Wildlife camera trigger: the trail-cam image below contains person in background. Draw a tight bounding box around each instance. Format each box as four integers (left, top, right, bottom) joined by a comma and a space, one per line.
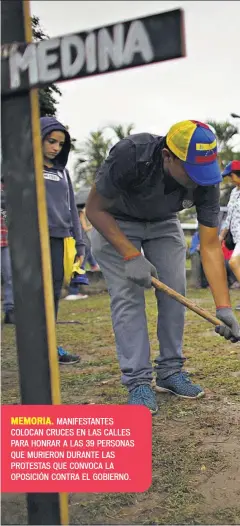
219, 161, 240, 310
190, 226, 236, 289
1, 179, 15, 324
189, 228, 208, 288
79, 206, 100, 271
64, 277, 88, 301
64, 205, 100, 300
41, 117, 85, 363
221, 240, 238, 288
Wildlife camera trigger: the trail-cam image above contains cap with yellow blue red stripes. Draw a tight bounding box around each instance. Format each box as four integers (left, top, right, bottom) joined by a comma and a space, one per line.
166, 120, 222, 186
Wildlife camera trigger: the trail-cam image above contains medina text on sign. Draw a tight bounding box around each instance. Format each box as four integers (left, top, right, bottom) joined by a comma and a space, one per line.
1, 9, 185, 96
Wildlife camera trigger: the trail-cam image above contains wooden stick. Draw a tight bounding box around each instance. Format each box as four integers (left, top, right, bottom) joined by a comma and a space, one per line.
151, 277, 224, 327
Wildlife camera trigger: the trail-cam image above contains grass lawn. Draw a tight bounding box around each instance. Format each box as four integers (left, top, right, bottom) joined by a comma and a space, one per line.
1, 287, 240, 525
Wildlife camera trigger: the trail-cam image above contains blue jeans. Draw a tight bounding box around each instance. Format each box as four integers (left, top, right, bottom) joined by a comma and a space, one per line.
68, 234, 96, 295
83, 248, 97, 268
68, 283, 79, 295
82, 232, 97, 269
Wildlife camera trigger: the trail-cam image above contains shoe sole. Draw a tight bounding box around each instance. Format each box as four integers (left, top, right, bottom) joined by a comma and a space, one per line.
150, 407, 158, 415
155, 384, 205, 399
59, 358, 81, 365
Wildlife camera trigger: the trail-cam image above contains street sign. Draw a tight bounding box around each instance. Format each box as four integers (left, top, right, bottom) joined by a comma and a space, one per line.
1, 8, 185, 96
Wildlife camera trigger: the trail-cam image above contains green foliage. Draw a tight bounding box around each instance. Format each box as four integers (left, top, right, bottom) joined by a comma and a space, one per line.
74, 130, 112, 188
32, 17, 77, 149
207, 119, 240, 205
32, 16, 61, 117
108, 123, 135, 140
74, 124, 134, 188
206, 119, 240, 169
207, 120, 238, 155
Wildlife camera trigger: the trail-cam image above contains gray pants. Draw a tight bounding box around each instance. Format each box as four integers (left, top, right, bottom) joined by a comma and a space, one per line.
91, 218, 186, 390
1, 246, 14, 313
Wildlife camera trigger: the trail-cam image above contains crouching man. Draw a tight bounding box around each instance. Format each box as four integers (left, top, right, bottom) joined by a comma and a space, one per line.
86, 121, 240, 414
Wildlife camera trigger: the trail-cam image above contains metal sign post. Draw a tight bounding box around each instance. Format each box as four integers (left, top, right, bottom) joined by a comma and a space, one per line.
1, 1, 185, 524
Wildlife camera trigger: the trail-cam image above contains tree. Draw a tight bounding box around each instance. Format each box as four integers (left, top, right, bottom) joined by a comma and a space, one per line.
207, 120, 238, 150
109, 123, 135, 141
207, 120, 240, 205
73, 123, 134, 188
207, 120, 239, 168
32, 16, 61, 117
74, 131, 112, 188
32, 18, 77, 149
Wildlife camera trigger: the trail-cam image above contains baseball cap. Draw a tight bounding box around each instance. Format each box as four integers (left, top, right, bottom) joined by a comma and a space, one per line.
166, 120, 222, 186
221, 160, 240, 177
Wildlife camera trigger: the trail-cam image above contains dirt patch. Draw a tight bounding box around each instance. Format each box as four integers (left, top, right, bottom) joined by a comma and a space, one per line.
197, 435, 240, 511
1, 494, 27, 526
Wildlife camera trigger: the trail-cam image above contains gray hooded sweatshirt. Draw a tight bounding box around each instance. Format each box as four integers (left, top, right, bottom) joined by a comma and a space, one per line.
40, 117, 85, 257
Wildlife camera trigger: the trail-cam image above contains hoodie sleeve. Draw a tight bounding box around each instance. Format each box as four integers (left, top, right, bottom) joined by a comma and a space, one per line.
66, 171, 85, 257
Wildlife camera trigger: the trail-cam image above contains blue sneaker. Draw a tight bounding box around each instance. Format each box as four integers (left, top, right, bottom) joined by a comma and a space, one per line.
155, 372, 204, 399
128, 384, 158, 414
58, 346, 80, 365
